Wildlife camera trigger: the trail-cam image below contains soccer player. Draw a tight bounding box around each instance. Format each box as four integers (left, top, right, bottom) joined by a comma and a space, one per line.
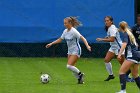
132, 14, 140, 50
125, 14, 140, 82
96, 16, 125, 81
116, 21, 140, 93
46, 16, 91, 84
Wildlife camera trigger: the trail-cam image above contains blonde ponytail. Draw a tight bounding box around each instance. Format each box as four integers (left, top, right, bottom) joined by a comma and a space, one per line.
119, 21, 138, 46
126, 28, 137, 46
65, 16, 82, 28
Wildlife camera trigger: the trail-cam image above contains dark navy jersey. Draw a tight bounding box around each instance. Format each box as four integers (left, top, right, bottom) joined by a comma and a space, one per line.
122, 32, 140, 63
122, 32, 138, 55
122, 32, 138, 50
131, 24, 140, 46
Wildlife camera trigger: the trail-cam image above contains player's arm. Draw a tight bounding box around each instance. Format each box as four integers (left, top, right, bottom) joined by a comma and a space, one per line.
96, 36, 115, 42
97, 27, 117, 42
117, 42, 127, 60
118, 42, 127, 55
46, 38, 63, 48
117, 32, 128, 59
80, 36, 91, 51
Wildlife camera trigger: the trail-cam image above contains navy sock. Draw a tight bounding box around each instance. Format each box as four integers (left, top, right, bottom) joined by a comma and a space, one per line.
135, 76, 140, 89
119, 74, 126, 90
126, 70, 131, 76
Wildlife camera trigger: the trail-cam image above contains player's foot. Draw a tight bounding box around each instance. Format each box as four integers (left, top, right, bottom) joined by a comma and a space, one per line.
126, 78, 135, 82
78, 73, 84, 84
104, 75, 115, 81
126, 75, 135, 82
116, 90, 126, 93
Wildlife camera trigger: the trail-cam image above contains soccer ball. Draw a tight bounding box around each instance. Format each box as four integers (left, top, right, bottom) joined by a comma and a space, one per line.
40, 74, 50, 84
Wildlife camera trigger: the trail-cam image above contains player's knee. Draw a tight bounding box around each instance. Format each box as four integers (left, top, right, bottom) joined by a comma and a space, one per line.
104, 58, 109, 63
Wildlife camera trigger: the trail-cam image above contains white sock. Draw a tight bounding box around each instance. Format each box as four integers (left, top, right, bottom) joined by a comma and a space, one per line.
105, 62, 113, 75
120, 90, 126, 92
122, 90, 126, 91
72, 72, 79, 79
67, 64, 80, 74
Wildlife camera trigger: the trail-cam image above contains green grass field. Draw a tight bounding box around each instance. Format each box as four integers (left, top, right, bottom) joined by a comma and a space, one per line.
0, 57, 139, 93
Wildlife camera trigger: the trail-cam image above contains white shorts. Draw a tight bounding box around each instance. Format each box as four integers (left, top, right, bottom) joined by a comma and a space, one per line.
67, 51, 81, 58
109, 47, 124, 55
67, 53, 81, 58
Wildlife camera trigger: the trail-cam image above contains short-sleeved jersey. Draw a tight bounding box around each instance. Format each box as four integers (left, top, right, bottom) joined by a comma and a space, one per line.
131, 24, 140, 46
61, 27, 82, 55
107, 25, 122, 49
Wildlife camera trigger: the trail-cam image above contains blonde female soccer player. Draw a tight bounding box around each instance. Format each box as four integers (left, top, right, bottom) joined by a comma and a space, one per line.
46, 16, 91, 84
116, 21, 140, 93
96, 16, 125, 81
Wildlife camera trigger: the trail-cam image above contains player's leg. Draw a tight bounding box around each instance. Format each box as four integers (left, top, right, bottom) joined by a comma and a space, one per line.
67, 55, 79, 78
117, 55, 133, 82
66, 55, 84, 84
117, 60, 133, 93
67, 55, 80, 73
131, 64, 140, 89
117, 51, 133, 82
104, 50, 115, 81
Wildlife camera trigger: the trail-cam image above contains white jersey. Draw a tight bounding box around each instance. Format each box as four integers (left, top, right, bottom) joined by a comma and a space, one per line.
107, 25, 122, 49
61, 27, 82, 56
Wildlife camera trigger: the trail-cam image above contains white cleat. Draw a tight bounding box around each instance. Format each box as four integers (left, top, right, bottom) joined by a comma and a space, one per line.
116, 90, 126, 93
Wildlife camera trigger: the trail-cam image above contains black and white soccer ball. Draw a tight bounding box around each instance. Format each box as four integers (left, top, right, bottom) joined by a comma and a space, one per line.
40, 74, 50, 84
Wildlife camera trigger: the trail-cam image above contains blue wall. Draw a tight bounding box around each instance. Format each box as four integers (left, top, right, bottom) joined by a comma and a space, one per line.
0, 0, 135, 43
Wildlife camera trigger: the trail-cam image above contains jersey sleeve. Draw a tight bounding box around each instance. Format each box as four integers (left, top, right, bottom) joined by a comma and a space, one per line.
60, 30, 65, 39
108, 27, 117, 37
122, 32, 129, 43
74, 29, 82, 39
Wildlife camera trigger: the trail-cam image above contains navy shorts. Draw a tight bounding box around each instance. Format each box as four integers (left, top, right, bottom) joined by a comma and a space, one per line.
127, 51, 140, 64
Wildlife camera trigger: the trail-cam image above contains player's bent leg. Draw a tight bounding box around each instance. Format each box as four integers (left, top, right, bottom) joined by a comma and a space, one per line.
67, 55, 84, 84
67, 55, 80, 74
104, 51, 115, 81
117, 60, 133, 93
131, 64, 139, 78
119, 60, 133, 74
132, 64, 140, 88
118, 55, 133, 82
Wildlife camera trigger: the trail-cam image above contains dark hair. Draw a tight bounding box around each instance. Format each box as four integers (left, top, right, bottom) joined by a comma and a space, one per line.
104, 16, 114, 31
65, 16, 82, 28
137, 14, 140, 17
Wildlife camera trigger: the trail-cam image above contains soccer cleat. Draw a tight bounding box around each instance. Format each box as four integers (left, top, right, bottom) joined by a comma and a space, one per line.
126, 78, 135, 82
78, 73, 84, 84
104, 75, 115, 81
116, 90, 126, 93
126, 75, 134, 82
130, 78, 135, 82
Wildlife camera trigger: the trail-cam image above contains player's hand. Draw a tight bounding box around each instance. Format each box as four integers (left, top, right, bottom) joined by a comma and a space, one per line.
87, 45, 91, 52
117, 54, 121, 60
96, 38, 103, 41
46, 43, 52, 48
